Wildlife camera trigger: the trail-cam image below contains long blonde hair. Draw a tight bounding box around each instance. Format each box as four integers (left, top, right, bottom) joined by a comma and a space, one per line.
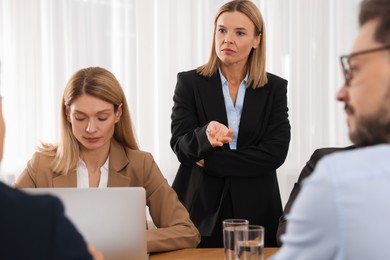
197, 0, 267, 88
39, 67, 139, 174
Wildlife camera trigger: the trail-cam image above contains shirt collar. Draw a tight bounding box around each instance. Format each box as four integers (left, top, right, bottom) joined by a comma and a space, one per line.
78, 156, 109, 172
218, 67, 249, 86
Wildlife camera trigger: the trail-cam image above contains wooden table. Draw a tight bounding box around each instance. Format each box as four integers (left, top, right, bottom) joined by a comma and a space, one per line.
150, 247, 279, 259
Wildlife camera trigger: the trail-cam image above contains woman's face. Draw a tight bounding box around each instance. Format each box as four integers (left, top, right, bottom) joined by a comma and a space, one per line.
215, 11, 260, 68
66, 94, 122, 153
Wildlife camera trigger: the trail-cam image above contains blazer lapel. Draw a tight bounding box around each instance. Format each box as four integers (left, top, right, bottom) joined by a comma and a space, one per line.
53, 170, 77, 187
107, 139, 132, 187
238, 84, 270, 146
197, 72, 228, 125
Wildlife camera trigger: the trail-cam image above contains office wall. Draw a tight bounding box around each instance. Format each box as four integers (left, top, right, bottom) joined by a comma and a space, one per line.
0, 0, 360, 205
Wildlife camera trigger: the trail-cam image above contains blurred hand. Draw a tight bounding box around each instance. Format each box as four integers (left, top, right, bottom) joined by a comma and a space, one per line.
206, 121, 233, 147
88, 244, 104, 260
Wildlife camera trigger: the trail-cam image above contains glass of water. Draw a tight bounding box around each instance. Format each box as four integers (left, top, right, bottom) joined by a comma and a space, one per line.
234, 225, 264, 260
223, 219, 249, 260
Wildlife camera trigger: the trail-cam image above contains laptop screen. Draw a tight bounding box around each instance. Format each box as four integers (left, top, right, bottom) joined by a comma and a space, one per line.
23, 187, 148, 260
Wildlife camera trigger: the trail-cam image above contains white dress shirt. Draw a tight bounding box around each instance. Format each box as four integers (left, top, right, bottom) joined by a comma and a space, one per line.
76, 158, 109, 188
272, 144, 390, 260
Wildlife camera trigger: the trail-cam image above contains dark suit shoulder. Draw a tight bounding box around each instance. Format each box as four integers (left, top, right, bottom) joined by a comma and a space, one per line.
177, 69, 213, 83
298, 145, 356, 182
178, 68, 197, 76
310, 145, 355, 165
251, 72, 287, 95
178, 69, 201, 79
1, 181, 62, 213
266, 72, 288, 85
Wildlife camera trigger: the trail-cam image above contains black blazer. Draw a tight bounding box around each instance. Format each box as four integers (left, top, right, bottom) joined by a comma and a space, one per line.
0, 182, 92, 260
276, 145, 356, 246
170, 69, 291, 247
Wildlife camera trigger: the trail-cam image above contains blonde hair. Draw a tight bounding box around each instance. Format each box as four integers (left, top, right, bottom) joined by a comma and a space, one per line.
39, 67, 139, 174
197, 0, 267, 88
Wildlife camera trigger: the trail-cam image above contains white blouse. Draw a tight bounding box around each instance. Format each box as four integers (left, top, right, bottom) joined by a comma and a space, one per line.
76, 157, 109, 188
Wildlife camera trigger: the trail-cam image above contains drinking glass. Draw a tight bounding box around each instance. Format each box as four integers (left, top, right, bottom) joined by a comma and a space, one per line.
234, 225, 264, 260
222, 219, 249, 260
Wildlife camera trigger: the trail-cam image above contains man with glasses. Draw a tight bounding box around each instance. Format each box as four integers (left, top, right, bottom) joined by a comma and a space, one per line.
271, 0, 390, 259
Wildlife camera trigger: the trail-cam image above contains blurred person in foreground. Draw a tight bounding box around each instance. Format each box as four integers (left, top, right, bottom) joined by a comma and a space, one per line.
271, 0, 390, 259
0, 97, 103, 259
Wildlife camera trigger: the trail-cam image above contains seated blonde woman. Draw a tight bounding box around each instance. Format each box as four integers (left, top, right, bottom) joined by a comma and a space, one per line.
14, 67, 200, 253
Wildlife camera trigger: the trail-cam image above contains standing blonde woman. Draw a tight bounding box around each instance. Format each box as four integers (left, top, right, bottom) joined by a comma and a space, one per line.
170, 0, 290, 247
15, 67, 200, 253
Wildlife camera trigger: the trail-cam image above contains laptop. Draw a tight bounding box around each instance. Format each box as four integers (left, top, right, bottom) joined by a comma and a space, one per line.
23, 187, 148, 260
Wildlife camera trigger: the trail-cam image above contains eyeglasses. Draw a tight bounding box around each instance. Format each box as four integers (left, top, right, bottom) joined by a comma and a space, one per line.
340, 45, 390, 85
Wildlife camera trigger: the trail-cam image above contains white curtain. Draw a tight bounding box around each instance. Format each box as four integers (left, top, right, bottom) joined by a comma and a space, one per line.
0, 0, 360, 205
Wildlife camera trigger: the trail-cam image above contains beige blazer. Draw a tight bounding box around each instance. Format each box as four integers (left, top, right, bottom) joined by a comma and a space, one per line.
14, 139, 200, 253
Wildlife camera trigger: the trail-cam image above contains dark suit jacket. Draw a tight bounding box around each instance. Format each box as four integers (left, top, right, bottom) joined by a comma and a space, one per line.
170, 69, 291, 247
276, 145, 356, 246
0, 181, 92, 260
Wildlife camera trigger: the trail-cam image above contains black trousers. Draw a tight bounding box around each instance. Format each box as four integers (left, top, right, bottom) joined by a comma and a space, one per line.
198, 192, 233, 248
